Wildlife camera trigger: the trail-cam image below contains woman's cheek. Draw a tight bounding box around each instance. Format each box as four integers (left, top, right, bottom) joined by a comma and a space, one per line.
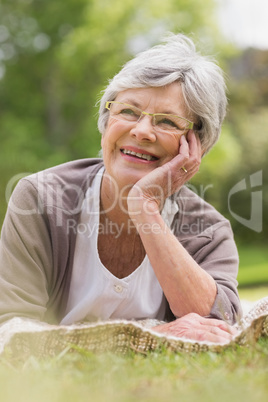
163, 136, 181, 158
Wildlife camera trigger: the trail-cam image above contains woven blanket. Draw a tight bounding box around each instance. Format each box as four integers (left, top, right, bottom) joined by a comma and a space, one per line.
0, 297, 267, 360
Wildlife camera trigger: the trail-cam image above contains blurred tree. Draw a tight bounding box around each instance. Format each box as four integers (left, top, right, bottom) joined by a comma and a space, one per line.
0, 0, 220, 161
0, 0, 220, 222
1, 0, 266, 246
0, 0, 92, 220
191, 47, 268, 245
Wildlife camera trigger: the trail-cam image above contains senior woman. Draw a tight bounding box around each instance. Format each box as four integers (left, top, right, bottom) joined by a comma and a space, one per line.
0, 34, 240, 343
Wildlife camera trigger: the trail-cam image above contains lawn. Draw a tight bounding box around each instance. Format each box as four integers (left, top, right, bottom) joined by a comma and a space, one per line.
0, 339, 268, 402
0, 245, 267, 402
238, 286, 268, 301
237, 245, 268, 288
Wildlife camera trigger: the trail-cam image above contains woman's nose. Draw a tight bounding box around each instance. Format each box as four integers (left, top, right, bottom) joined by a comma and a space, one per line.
129, 115, 157, 142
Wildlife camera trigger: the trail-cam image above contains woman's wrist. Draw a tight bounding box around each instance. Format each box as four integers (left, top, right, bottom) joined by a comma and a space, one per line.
127, 183, 162, 216
128, 200, 165, 236
127, 191, 161, 223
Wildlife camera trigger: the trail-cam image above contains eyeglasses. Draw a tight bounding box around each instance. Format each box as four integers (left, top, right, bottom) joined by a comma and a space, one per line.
105, 101, 194, 134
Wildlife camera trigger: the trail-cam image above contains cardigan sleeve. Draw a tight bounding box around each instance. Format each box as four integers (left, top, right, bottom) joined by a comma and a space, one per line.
0, 178, 52, 324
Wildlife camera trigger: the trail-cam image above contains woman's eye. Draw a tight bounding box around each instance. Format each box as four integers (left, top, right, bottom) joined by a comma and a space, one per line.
158, 118, 178, 128
120, 108, 136, 116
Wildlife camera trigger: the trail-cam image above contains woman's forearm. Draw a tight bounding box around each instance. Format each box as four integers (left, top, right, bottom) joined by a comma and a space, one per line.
132, 207, 217, 317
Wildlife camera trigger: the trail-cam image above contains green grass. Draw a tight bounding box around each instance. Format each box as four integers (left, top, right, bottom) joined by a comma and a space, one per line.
239, 286, 268, 301
0, 245, 267, 402
0, 340, 268, 402
237, 245, 268, 287
238, 263, 268, 287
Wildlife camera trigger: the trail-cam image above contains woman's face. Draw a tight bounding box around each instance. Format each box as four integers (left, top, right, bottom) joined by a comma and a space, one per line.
101, 83, 192, 189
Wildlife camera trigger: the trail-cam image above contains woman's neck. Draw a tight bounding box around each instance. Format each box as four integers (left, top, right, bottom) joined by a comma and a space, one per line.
100, 172, 136, 234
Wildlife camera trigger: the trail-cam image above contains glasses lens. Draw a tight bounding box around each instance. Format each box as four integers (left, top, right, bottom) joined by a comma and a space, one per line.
154, 114, 190, 132
107, 102, 193, 133
109, 102, 141, 122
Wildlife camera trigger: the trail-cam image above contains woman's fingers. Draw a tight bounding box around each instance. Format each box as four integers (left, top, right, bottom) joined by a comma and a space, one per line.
179, 133, 190, 158
187, 130, 202, 156
181, 130, 202, 170
199, 316, 238, 336
152, 313, 238, 344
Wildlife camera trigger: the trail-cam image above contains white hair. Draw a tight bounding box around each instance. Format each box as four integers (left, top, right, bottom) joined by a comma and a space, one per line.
97, 33, 227, 153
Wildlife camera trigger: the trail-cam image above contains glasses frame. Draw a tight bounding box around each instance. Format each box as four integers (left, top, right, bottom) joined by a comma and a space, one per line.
105, 101, 194, 131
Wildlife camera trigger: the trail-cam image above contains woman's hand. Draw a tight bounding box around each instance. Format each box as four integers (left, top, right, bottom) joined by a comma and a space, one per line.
127, 130, 202, 217
152, 313, 238, 344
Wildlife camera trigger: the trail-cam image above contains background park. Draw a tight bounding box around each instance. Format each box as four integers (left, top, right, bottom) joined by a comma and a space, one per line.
0, 0, 267, 401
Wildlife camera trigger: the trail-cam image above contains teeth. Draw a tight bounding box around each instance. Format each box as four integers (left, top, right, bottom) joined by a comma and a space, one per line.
121, 149, 155, 161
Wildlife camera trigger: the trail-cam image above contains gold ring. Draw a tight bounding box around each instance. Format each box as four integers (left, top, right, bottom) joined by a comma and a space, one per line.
181, 167, 188, 173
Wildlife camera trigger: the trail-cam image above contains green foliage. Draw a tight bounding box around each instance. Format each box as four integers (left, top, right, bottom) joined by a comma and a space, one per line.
0, 0, 267, 246
190, 124, 242, 211
0, 0, 220, 224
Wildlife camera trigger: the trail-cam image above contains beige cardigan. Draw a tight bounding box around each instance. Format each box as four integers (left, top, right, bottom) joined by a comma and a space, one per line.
0, 159, 241, 325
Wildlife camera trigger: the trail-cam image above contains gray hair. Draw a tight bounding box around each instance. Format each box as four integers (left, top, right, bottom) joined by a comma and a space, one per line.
98, 33, 227, 153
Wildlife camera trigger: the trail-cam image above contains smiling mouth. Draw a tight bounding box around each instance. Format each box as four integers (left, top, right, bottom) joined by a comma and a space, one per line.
120, 149, 158, 161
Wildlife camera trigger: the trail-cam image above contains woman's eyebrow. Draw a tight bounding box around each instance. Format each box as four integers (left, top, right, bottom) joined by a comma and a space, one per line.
118, 99, 181, 115
159, 109, 178, 115
118, 99, 141, 108
154, 108, 185, 116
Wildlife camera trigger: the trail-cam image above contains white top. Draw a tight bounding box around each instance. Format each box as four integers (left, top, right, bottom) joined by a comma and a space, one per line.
61, 168, 178, 325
